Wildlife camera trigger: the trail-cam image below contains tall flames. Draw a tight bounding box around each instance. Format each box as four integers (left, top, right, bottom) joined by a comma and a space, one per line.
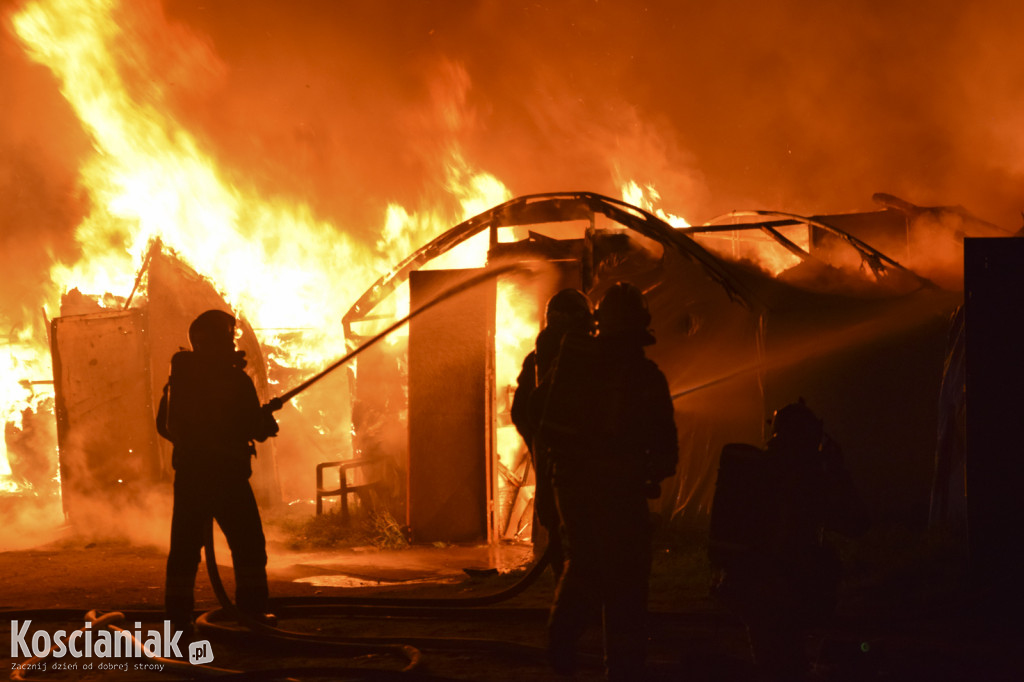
0, 0, 520, 491
1, 0, 697, 520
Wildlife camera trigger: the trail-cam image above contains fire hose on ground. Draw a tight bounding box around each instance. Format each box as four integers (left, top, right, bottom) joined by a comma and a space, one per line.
191, 525, 557, 678
6, 536, 555, 681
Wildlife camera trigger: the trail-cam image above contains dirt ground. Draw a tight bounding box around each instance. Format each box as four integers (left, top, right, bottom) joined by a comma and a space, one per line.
2, 523, 1023, 681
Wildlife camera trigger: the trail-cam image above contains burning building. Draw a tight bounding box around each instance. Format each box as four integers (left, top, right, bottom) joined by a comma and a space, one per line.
11, 185, 992, 549
341, 191, 995, 543
2, 0, 1022, 558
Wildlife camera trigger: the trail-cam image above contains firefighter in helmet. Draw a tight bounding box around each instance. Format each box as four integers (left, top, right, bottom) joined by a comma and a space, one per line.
157, 309, 282, 637
709, 399, 869, 680
511, 288, 595, 580
542, 281, 678, 680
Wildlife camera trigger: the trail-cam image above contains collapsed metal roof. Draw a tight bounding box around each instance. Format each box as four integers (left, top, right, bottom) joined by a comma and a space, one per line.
343, 191, 973, 539
343, 190, 958, 334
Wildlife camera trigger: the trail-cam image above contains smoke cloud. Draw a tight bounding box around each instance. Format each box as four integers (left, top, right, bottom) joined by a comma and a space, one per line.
3, 0, 1023, 330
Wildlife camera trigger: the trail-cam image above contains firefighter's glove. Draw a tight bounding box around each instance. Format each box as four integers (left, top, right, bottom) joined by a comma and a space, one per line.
258, 403, 281, 440
643, 482, 661, 499
265, 397, 284, 412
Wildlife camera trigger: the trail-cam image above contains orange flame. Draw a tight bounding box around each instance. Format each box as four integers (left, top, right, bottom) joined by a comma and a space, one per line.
1, 329, 53, 490
621, 180, 691, 228
10, 0, 512, 361
4, 0, 518, 485
494, 278, 541, 533
13, 0, 385, 346
621, 179, 808, 276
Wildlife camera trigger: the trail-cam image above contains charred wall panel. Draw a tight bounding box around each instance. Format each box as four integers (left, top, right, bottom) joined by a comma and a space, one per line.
964, 237, 1024, 611
408, 269, 494, 543
51, 309, 158, 517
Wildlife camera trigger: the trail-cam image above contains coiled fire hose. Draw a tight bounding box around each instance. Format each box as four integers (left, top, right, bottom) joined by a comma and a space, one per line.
196, 523, 423, 675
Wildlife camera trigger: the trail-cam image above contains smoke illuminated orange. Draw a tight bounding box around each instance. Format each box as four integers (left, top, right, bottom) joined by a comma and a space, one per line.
2, 0, 514, 486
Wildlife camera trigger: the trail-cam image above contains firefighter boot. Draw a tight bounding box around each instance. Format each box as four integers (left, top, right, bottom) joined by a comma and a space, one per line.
165, 571, 196, 641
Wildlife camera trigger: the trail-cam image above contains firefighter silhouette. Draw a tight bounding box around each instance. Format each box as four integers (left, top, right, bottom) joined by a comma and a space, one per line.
709, 399, 869, 680
156, 309, 282, 636
511, 288, 595, 580
537, 282, 678, 680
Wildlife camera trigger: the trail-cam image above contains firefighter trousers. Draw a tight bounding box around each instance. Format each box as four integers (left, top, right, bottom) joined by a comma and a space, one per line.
165, 473, 268, 627
549, 480, 652, 680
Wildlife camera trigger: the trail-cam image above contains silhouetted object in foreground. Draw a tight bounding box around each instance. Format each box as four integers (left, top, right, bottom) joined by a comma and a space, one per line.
156, 309, 281, 636
511, 288, 595, 580
709, 400, 869, 680
538, 282, 678, 680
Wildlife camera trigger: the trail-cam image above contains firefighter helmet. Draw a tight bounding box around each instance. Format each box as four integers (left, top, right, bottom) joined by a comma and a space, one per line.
188, 309, 236, 352
769, 399, 823, 452
596, 282, 655, 345
544, 288, 594, 331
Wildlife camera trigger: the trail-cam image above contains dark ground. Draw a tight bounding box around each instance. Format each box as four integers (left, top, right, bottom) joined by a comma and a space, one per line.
1, 518, 1022, 681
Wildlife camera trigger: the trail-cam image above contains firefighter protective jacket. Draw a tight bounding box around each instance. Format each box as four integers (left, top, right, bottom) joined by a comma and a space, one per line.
156, 349, 277, 479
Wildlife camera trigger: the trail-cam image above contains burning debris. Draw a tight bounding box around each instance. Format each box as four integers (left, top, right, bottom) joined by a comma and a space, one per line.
3, 396, 57, 496
343, 191, 989, 542
0, 180, 1001, 549
49, 242, 280, 531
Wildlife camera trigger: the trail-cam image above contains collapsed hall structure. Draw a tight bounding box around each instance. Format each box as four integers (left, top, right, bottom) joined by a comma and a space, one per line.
47, 191, 1009, 549
342, 191, 983, 543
